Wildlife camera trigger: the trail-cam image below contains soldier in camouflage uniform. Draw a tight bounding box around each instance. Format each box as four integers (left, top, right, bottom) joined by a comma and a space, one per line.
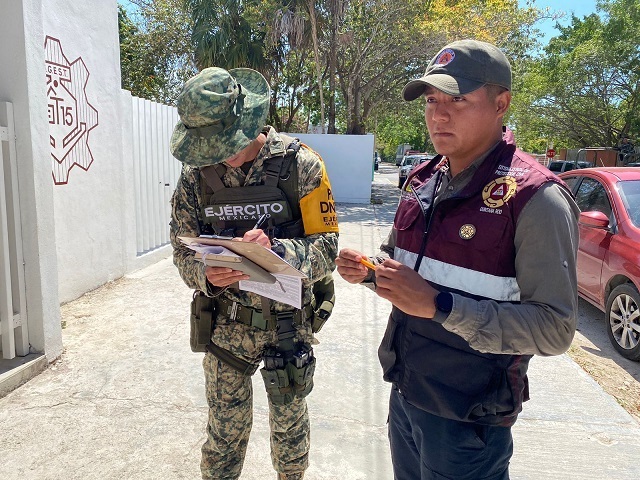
169, 67, 339, 480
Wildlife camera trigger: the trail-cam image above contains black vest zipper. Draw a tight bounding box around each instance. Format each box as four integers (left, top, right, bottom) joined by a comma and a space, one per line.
412, 169, 445, 272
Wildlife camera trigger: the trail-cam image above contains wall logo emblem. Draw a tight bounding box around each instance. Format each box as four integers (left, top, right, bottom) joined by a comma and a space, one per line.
45, 36, 98, 185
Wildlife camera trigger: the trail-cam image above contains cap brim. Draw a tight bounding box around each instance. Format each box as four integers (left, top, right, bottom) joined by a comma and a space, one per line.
171, 68, 270, 166
403, 74, 485, 101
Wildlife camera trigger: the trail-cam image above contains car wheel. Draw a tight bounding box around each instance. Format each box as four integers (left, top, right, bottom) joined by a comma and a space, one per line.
605, 284, 640, 361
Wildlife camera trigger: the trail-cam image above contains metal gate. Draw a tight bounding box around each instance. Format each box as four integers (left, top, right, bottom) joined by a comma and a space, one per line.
0, 101, 28, 359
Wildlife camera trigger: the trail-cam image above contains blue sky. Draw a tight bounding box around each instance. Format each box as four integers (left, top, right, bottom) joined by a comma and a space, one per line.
523, 0, 600, 46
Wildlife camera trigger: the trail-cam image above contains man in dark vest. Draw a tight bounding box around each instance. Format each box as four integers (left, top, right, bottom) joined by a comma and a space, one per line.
169, 67, 339, 480
336, 39, 580, 479
617, 134, 636, 165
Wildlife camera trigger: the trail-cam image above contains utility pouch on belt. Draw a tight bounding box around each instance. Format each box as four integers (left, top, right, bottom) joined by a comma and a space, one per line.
190, 291, 215, 353
260, 344, 316, 404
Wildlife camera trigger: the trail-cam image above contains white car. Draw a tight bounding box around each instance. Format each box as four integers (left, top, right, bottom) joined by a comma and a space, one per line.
398, 154, 432, 188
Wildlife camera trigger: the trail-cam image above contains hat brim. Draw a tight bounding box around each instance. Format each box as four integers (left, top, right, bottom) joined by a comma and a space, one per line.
170, 68, 270, 166
403, 74, 485, 101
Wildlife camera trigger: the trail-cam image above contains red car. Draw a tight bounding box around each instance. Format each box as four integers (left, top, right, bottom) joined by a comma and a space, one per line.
559, 167, 640, 361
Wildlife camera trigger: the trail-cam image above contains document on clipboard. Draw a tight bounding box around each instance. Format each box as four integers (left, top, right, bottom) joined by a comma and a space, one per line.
179, 236, 306, 309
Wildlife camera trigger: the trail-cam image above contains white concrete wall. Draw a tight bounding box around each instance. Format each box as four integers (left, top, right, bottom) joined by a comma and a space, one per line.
44, 1, 130, 303
288, 133, 374, 204
0, 0, 63, 360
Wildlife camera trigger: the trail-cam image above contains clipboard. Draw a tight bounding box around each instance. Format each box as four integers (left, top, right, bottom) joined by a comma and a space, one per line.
179, 236, 306, 278
194, 251, 277, 284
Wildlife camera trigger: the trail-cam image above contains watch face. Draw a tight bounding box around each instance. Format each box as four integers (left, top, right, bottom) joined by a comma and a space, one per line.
437, 292, 453, 313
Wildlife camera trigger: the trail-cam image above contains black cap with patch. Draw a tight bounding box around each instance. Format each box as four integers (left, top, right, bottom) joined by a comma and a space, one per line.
403, 39, 512, 101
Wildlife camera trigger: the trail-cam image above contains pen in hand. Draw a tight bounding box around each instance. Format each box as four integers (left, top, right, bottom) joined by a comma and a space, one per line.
360, 257, 377, 270
253, 214, 269, 230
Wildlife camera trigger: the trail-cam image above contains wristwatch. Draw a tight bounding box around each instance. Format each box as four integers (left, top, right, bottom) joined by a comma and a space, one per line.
271, 239, 286, 258
435, 292, 453, 314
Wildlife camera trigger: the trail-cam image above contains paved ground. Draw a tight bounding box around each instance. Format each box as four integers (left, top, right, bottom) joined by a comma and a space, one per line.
1, 175, 639, 479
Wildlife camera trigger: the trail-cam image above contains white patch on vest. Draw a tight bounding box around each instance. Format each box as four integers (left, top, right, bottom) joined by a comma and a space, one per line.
204, 203, 284, 218
394, 248, 521, 302
496, 165, 530, 177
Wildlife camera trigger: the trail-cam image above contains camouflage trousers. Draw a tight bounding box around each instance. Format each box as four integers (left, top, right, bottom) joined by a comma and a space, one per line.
201, 320, 314, 480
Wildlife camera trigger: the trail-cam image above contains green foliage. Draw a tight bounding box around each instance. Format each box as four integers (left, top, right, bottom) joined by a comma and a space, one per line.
509, 0, 640, 151
119, 5, 164, 99
118, 0, 640, 156
373, 102, 432, 161
185, 0, 268, 71
118, 1, 196, 103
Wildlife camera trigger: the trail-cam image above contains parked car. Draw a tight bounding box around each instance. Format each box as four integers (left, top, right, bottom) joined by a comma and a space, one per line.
398, 154, 432, 188
558, 167, 640, 361
547, 160, 592, 173
395, 143, 413, 166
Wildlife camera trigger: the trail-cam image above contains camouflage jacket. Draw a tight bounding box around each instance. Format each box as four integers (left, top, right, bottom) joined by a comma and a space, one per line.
170, 126, 339, 312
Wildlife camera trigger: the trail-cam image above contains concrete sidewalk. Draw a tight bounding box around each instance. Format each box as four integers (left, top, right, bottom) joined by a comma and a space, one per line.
1, 179, 639, 480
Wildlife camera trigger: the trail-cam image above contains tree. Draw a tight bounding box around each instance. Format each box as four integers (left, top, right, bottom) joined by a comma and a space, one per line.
119, 5, 161, 99
374, 102, 431, 161
335, 0, 437, 134
184, 0, 267, 71
118, 1, 195, 103
511, 0, 640, 151
368, 0, 545, 151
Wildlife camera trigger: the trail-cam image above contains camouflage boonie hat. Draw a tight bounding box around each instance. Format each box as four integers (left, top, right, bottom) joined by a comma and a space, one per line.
170, 67, 270, 166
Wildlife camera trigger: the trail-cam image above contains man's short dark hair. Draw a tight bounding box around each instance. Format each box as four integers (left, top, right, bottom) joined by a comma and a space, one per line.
484, 84, 509, 100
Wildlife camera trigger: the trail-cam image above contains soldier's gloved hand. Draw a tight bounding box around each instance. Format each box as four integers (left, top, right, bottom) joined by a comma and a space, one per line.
205, 266, 249, 287
241, 229, 272, 248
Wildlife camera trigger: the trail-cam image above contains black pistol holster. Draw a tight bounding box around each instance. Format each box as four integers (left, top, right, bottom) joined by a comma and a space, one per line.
190, 290, 215, 353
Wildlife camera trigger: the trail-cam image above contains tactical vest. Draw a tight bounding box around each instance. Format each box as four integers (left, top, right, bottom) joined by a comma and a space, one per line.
196, 133, 335, 334
379, 140, 569, 426
199, 134, 303, 239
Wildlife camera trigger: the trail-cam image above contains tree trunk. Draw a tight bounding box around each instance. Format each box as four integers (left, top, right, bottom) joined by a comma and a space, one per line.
328, 5, 337, 134
345, 75, 365, 134
307, 0, 325, 133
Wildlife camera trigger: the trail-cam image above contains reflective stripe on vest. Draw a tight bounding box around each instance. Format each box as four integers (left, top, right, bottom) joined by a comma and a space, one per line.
394, 247, 521, 302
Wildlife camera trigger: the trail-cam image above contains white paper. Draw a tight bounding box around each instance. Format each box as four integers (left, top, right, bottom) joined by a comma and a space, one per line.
187, 244, 239, 257
180, 236, 305, 308
239, 274, 302, 309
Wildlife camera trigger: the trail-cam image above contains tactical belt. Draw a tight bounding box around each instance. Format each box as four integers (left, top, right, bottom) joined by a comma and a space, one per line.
214, 296, 313, 331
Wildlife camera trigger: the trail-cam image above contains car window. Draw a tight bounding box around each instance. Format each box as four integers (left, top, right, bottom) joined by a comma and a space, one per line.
618, 180, 640, 227
548, 162, 562, 172
574, 178, 612, 217
401, 156, 415, 167
562, 176, 581, 192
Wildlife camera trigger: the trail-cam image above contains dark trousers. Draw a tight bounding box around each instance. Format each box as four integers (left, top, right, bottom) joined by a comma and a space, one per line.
388, 389, 513, 480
